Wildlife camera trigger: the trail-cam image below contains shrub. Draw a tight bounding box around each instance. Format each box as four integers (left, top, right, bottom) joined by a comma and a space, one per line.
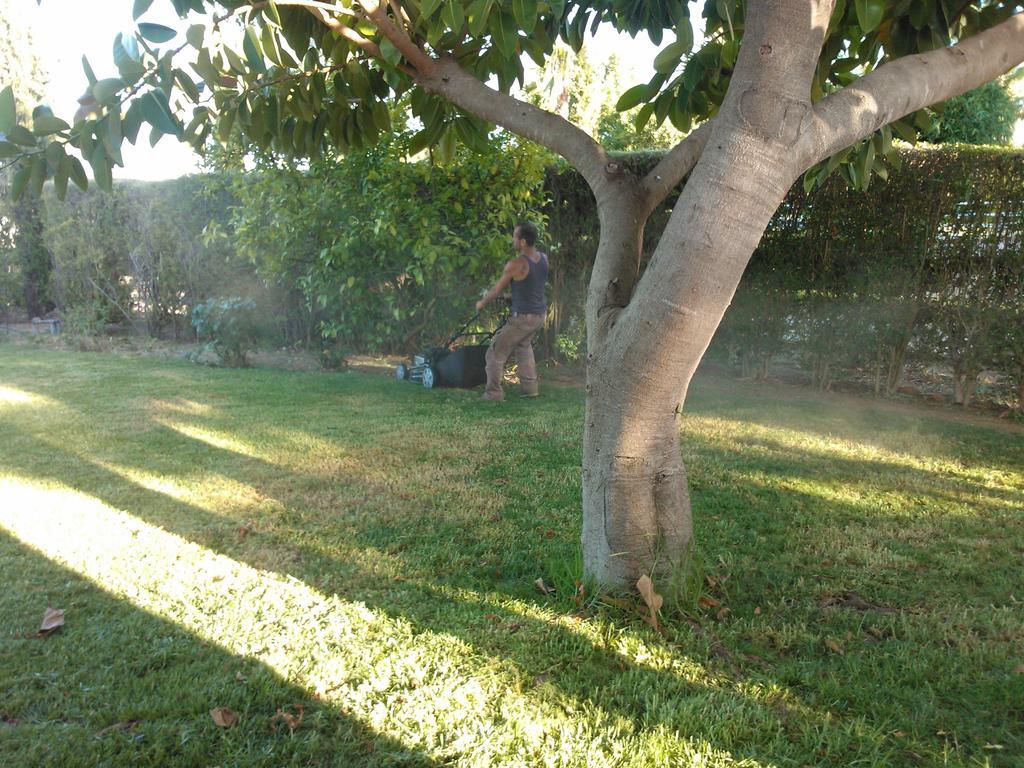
191, 298, 260, 367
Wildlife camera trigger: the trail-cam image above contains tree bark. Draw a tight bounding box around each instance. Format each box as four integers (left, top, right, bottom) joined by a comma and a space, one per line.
578, 0, 832, 587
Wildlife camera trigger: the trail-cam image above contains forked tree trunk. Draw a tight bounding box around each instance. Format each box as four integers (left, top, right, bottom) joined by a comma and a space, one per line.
582, 130, 805, 586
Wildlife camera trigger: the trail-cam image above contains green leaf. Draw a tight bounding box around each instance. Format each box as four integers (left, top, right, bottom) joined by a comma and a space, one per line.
420, 0, 443, 21
29, 155, 47, 197
175, 69, 201, 102
186, 24, 205, 49
436, 126, 457, 163
802, 167, 818, 195
138, 90, 181, 136
44, 141, 64, 168
92, 77, 126, 104
114, 36, 147, 83
491, 12, 518, 57
0, 86, 15, 134
132, 0, 155, 19
69, 156, 88, 191
91, 144, 113, 192
243, 27, 266, 72
653, 38, 690, 74
33, 114, 71, 135
6, 125, 37, 146
11, 166, 30, 200
853, 0, 885, 32
82, 55, 98, 86
615, 83, 656, 112
371, 101, 391, 132
379, 37, 402, 67
261, 25, 283, 66
138, 23, 177, 44
442, 0, 464, 31
54, 154, 71, 200
891, 119, 918, 144
467, 0, 490, 36
217, 106, 237, 143
263, 1, 282, 26
123, 101, 143, 144
512, 0, 537, 31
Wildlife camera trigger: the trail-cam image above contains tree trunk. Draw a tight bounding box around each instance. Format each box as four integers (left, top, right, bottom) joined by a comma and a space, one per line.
884, 306, 919, 396
581, 130, 806, 586
581, 380, 691, 587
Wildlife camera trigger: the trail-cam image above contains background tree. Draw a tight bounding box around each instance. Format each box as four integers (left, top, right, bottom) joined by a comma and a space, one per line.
0, 0, 51, 318
4, 0, 1024, 589
924, 77, 1022, 144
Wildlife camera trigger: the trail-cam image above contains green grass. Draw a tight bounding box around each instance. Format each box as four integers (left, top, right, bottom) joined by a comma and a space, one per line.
0, 343, 1021, 767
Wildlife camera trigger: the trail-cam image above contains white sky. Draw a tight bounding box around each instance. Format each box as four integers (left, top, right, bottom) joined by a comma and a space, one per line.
23, 2, 1022, 181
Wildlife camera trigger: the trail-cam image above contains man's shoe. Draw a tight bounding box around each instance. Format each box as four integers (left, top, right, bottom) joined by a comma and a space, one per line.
520, 391, 539, 398
480, 392, 504, 401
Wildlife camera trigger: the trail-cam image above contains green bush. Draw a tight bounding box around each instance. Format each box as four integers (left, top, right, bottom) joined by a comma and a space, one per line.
190, 298, 260, 367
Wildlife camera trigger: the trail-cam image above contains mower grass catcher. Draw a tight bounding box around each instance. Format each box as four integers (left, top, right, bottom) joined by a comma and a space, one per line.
395, 310, 505, 389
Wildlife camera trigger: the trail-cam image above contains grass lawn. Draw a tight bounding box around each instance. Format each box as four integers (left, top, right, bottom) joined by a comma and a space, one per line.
0, 343, 1021, 767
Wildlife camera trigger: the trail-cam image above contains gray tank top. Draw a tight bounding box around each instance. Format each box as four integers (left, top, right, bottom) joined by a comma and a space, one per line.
511, 252, 548, 315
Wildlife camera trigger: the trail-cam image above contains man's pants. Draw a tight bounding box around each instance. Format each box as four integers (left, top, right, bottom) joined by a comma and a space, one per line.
484, 313, 545, 399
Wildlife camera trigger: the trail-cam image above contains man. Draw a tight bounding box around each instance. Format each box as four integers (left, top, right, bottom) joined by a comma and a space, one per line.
475, 221, 548, 401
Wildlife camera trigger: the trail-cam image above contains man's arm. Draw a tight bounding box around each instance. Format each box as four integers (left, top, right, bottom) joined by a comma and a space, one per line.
476, 258, 526, 311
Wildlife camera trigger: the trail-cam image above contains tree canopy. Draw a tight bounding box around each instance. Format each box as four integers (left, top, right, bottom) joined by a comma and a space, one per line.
1, 0, 1020, 200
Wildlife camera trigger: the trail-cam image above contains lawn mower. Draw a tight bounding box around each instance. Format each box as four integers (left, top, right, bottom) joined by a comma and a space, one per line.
395, 308, 507, 389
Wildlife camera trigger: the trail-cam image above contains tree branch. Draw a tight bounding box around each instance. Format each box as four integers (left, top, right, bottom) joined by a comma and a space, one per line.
356, 0, 436, 73
305, 8, 386, 62
638, 121, 713, 215
801, 12, 1024, 165
354, 0, 613, 196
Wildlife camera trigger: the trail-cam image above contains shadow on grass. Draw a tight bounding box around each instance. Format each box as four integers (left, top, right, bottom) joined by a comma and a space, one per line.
2, 350, 1021, 765
0, 532, 438, 768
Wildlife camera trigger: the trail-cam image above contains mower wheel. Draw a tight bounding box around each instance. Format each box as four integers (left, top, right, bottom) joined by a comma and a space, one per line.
422, 366, 437, 389
395, 363, 408, 380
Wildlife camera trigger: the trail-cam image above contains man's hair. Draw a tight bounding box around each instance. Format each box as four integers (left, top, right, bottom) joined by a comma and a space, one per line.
515, 221, 538, 246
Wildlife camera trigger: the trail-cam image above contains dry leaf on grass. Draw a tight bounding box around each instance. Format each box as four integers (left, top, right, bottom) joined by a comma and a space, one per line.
210, 707, 238, 728
39, 607, 65, 636
1013, 664, 1024, 675
636, 574, 663, 630
271, 705, 304, 732
698, 595, 720, 609
824, 638, 844, 655
534, 578, 555, 595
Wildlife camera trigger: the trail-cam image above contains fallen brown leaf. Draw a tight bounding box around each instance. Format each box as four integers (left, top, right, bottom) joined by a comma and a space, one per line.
271, 705, 303, 732
698, 595, 720, 609
1013, 664, 1024, 675
211, 707, 237, 728
570, 581, 586, 606
599, 596, 635, 611
534, 578, 555, 595
716, 607, 731, 621
753, 607, 762, 616
824, 638, 844, 655
636, 575, 663, 631
39, 607, 65, 636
